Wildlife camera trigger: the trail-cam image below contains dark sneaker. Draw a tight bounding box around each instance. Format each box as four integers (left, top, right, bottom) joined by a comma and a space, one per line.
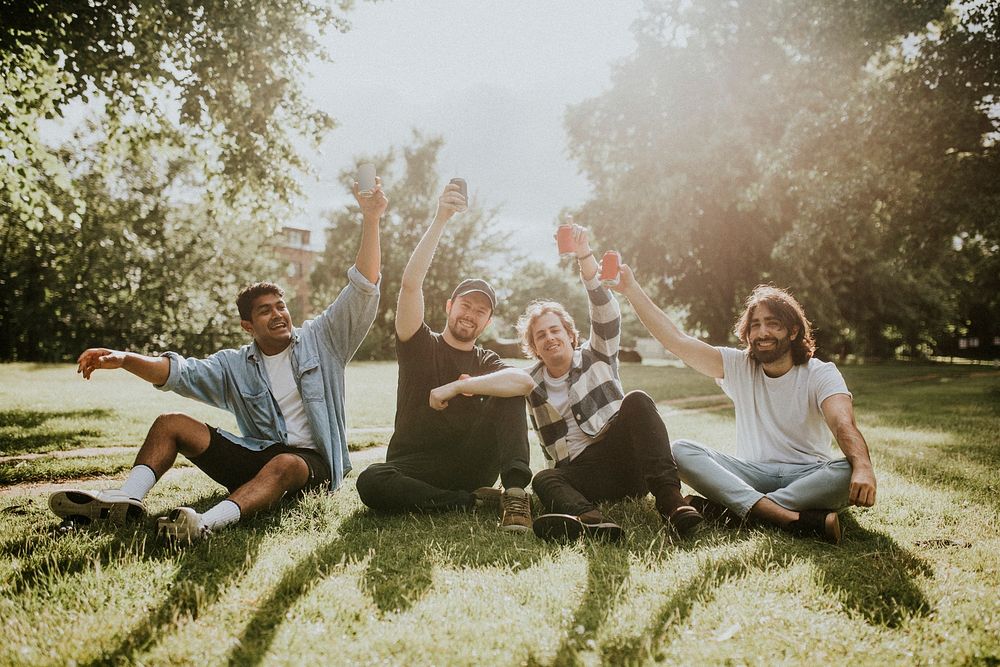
684, 495, 738, 526
156, 507, 211, 545
666, 505, 706, 537
580, 517, 625, 542
787, 509, 842, 545
500, 487, 533, 532
48, 489, 147, 526
472, 487, 502, 513
533, 514, 586, 542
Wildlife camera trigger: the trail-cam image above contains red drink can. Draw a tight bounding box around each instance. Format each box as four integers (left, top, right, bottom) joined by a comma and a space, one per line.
556, 225, 575, 257
600, 251, 621, 286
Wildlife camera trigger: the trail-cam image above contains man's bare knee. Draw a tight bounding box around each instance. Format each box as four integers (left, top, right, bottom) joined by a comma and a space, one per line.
148, 413, 209, 455
261, 453, 310, 487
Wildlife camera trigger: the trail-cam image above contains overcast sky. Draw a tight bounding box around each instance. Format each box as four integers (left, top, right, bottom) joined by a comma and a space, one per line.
297, 0, 643, 259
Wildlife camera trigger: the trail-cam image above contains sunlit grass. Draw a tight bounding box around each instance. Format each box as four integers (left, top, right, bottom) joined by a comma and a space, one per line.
1, 360, 998, 665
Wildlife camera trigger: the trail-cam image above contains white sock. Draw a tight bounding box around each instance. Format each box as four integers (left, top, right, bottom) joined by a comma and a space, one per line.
117, 465, 157, 500
199, 500, 241, 531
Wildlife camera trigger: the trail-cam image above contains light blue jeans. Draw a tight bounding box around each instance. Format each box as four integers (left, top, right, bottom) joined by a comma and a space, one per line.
671, 439, 852, 518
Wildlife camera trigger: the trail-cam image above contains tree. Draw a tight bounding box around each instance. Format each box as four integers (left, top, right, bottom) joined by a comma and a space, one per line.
311, 132, 514, 360
1, 0, 350, 232
564, 0, 993, 355
0, 121, 281, 361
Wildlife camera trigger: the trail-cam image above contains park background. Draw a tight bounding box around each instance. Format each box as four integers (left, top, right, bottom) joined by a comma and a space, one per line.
1, 1, 999, 665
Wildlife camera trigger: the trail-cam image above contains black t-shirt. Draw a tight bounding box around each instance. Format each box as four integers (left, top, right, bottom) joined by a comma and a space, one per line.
387, 323, 506, 458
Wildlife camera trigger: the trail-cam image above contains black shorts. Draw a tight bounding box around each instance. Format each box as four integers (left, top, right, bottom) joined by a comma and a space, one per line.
189, 425, 331, 494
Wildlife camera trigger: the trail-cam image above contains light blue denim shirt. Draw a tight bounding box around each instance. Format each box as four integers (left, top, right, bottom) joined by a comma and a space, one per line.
157, 265, 379, 491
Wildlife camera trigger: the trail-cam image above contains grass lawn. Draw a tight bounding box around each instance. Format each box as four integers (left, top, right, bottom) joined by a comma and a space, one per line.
1, 360, 998, 665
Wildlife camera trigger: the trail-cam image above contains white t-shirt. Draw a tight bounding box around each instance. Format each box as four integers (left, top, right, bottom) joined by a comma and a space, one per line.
543, 367, 594, 461
261, 346, 315, 450
718, 347, 851, 464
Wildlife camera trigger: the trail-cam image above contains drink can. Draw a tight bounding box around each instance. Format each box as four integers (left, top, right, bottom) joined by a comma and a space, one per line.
358, 163, 376, 197
557, 225, 575, 257
449, 178, 468, 212
600, 251, 621, 286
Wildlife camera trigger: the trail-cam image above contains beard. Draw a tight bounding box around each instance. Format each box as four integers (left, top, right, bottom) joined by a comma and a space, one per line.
750, 335, 792, 364
447, 317, 480, 343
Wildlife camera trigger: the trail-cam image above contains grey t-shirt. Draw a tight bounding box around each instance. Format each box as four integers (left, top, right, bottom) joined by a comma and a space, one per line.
718, 347, 851, 464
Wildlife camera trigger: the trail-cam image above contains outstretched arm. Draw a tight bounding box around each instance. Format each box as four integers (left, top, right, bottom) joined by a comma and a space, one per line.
396, 182, 467, 342
352, 177, 387, 284
429, 368, 534, 410
615, 264, 724, 379
821, 393, 877, 507
77, 348, 170, 386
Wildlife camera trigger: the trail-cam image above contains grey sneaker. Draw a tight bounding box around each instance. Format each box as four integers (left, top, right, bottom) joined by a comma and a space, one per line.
48, 489, 147, 526
156, 507, 211, 544
533, 514, 586, 542
500, 487, 533, 532
578, 510, 625, 542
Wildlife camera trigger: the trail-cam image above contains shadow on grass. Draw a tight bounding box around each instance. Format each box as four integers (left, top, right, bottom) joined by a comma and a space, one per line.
225, 507, 548, 667
0, 408, 112, 455
76, 491, 274, 667
534, 504, 933, 665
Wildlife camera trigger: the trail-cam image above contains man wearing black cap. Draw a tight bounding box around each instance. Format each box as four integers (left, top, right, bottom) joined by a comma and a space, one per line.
354, 181, 533, 531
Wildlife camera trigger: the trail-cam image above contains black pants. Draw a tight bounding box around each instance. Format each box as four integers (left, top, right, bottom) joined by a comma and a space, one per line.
356, 396, 532, 512
531, 391, 684, 517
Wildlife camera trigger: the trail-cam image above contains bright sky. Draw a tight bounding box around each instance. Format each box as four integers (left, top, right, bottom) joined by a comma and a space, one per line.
297, 0, 643, 259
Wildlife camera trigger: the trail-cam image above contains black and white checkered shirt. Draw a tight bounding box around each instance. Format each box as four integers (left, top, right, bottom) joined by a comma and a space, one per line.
526, 274, 624, 465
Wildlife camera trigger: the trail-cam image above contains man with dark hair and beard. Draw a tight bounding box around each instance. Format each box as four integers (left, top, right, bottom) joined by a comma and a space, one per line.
354, 181, 533, 532
615, 272, 876, 544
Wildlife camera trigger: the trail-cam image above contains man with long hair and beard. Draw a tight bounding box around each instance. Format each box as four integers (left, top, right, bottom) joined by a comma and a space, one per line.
354, 181, 533, 532
616, 274, 876, 544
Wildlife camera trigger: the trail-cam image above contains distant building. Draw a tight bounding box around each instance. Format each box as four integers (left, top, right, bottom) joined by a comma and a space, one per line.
273, 226, 318, 320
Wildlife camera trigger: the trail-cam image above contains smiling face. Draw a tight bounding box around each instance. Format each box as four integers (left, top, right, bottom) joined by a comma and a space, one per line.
530, 311, 576, 375
445, 292, 493, 344
242, 293, 294, 355
747, 303, 797, 365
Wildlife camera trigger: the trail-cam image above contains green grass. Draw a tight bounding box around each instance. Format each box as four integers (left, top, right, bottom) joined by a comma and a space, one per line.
1, 360, 998, 666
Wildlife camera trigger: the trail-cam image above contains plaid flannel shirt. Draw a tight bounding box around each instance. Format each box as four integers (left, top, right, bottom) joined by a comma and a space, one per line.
526, 272, 624, 465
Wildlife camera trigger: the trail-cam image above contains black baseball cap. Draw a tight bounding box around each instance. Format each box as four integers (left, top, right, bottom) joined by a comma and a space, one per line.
451, 278, 497, 310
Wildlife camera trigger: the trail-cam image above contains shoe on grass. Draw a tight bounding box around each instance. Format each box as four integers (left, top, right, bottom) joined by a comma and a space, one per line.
156, 507, 211, 545
533, 513, 586, 542
578, 510, 624, 543
472, 487, 502, 513
665, 504, 706, 537
787, 509, 842, 545
500, 487, 533, 532
683, 494, 738, 525
48, 489, 147, 526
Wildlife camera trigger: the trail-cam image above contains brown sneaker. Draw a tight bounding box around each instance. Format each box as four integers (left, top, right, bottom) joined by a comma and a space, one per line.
500, 487, 532, 532
787, 509, 842, 544
472, 487, 502, 514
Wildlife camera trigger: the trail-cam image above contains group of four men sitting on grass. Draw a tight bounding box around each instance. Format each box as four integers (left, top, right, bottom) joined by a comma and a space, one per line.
51, 177, 877, 545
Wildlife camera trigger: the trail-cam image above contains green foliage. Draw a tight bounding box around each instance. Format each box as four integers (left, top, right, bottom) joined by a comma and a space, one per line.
311, 132, 514, 360
0, 123, 282, 360
1, 0, 350, 231
566, 0, 1000, 355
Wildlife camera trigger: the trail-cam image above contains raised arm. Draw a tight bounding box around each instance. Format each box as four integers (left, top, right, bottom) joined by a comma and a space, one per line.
615, 264, 724, 379
352, 177, 388, 284
821, 393, 877, 507
429, 368, 534, 410
396, 182, 467, 342
77, 348, 170, 385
